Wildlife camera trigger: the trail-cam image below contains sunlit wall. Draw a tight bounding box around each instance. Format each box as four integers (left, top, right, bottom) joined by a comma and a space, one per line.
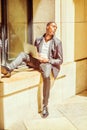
56, 0, 87, 93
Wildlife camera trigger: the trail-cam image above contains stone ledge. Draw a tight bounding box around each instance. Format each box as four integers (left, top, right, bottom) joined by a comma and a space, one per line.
0, 67, 65, 96
0, 66, 65, 129
0, 68, 41, 96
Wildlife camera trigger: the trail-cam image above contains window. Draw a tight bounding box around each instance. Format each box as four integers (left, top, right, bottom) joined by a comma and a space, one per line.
1, 0, 33, 63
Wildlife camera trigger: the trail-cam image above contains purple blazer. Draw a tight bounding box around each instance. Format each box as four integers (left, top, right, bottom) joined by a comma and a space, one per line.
34, 34, 63, 78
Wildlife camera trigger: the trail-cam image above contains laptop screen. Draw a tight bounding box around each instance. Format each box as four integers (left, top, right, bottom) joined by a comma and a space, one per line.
24, 44, 38, 58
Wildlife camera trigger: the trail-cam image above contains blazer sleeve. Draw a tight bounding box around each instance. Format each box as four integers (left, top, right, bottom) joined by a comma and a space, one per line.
49, 41, 63, 66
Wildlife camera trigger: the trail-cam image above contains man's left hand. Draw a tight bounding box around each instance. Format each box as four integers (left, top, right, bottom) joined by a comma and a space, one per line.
38, 57, 49, 63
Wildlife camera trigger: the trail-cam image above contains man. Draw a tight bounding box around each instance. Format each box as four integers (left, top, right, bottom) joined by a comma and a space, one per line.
1, 22, 63, 118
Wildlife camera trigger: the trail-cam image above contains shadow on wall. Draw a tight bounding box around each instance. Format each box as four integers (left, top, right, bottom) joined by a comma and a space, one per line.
73, 0, 87, 60
73, 0, 87, 92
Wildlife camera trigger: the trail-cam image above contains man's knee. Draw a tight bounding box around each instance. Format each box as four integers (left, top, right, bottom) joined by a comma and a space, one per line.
19, 52, 30, 61
40, 63, 51, 70
19, 52, 26, 57
40, 63, 52, 78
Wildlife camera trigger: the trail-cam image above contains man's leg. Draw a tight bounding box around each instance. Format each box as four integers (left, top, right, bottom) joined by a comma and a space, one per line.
43, 77, 50, 106
7, 52, 30, 70
40, 63, 52, 118
1, 52, 30, 77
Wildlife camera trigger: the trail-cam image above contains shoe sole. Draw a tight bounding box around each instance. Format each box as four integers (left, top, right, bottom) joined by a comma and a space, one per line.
1, 66, 11, 78
1, 66, 8, 75
41, 112, 49, 118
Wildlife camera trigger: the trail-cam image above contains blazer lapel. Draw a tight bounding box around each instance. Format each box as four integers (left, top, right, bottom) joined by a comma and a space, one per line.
38, 38, 43, 53
48, 39, 54, 58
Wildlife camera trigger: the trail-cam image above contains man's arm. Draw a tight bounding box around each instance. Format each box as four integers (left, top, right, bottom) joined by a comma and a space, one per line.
49, 41, 63, 66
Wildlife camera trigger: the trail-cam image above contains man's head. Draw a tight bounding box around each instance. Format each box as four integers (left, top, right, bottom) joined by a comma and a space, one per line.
46, 22, 57, 36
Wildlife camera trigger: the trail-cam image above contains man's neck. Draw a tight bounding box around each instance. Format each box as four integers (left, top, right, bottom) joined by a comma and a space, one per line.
44, 34, 53, 42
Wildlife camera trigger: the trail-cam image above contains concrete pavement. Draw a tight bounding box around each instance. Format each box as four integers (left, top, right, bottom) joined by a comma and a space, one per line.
8, 90, 87, 130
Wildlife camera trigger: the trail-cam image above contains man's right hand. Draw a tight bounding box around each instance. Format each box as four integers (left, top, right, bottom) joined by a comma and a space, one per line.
37, 54, 49, 63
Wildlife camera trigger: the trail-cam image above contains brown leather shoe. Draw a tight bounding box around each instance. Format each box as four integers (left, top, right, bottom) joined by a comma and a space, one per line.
1, 66, 11, 78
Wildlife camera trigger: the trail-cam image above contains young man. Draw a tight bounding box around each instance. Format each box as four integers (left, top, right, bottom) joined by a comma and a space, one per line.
1, 22, 63, 118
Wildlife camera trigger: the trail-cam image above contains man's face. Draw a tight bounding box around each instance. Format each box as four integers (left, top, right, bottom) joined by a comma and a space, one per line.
46, 23, 57, 36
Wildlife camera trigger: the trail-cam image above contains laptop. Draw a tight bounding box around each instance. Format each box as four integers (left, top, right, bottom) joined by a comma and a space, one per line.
24, 43, 40, 69
24, 43, 39, 58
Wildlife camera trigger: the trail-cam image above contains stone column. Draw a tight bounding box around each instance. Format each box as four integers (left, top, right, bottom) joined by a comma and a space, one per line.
56, 0, 87, 95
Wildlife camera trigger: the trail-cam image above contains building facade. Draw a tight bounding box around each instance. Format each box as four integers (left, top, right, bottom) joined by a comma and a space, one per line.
0, 0, 87, 100
0, 0, 87, 129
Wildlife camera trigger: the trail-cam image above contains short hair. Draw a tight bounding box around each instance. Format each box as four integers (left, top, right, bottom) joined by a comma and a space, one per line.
46, 21, 56, 27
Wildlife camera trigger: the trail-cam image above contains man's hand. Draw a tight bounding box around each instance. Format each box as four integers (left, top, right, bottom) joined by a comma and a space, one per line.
38, 54, 49, 63
39, 57, 49, 63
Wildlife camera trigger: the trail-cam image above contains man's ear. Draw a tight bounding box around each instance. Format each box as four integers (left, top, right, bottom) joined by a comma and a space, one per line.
46, 26, 49, 30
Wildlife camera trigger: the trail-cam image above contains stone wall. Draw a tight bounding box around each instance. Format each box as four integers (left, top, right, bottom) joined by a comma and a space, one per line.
0, 0, 87, 98
59, 0, 87, 93
33, 0, 55, 41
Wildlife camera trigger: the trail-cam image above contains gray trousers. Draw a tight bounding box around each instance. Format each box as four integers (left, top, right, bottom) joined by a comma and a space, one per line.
8, 52, 52, 106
